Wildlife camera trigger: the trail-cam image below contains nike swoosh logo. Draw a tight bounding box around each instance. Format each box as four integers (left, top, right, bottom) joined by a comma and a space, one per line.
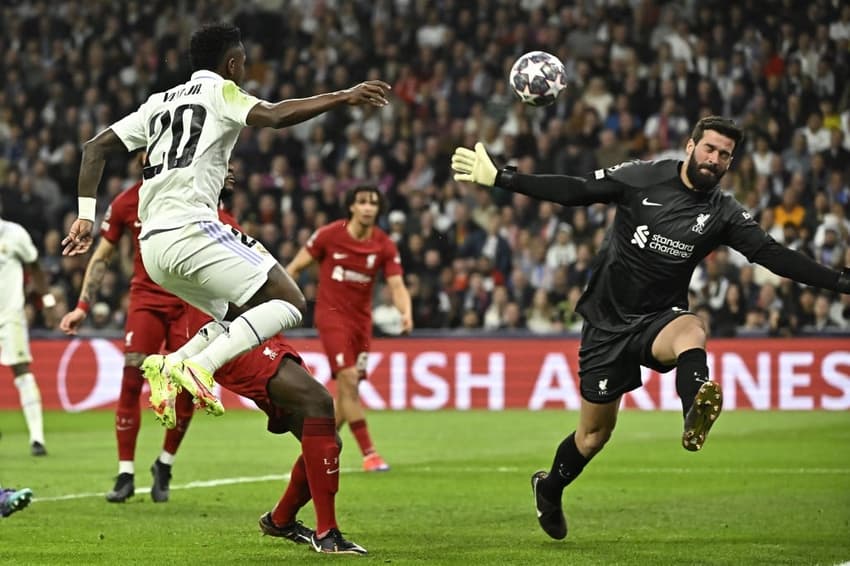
332, 253, 348, 259
116, 425, 134, 431
642, 198, 662, 206
326, 468, 340, 475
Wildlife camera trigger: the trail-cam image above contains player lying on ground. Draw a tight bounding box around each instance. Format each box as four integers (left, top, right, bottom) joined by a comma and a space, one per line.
451, 115, 850, 540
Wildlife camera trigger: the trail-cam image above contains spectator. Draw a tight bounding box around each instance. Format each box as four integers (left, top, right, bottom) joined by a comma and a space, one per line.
712, 283, 746, 337
799, 111, 831, 154
804, 293, 841, 332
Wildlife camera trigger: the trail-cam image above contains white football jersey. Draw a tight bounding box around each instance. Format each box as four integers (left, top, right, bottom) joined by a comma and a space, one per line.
110, 70, 260, 238
0, 219, 38, 317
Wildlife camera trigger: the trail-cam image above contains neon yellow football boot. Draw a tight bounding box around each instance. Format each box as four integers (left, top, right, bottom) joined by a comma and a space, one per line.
170, 359, 225, 417
141, 354, 177, 429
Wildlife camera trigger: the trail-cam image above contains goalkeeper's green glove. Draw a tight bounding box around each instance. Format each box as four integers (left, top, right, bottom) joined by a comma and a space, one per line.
451, 142, 497, 187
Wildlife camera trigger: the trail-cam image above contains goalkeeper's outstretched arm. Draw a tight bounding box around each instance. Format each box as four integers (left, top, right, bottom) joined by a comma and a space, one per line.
451, 142, 622, 206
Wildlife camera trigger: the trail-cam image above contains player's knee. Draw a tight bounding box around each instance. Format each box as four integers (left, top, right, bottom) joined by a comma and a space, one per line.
684, 316, 708, 345
265, 268, 307, 314
124, 353, 146, 368
336, 370, 360, 396
284, 291, 307, 316
10, 363, 30, 376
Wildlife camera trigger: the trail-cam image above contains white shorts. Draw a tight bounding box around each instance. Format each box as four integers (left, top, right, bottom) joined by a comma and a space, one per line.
0, 313, 32, 366
139, 220, 278, 320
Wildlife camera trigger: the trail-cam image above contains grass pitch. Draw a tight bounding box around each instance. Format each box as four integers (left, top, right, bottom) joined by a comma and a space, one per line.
1, 409, 848, 565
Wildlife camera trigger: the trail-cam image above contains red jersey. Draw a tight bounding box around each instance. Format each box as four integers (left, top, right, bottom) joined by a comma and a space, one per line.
101, 182, 241, 300
215, 334, 292, 387
306, 220, 403, 329
101, 181, 170, 298
180, 305, 292, 387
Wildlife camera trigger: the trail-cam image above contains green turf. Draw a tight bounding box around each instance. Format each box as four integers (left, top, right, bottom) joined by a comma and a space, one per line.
1, 409, 848, 565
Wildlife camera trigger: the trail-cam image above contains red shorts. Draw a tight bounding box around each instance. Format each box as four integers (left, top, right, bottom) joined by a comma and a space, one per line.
124, 294, 188, 354
317, 324, 371, 378
215, 336, 303, 435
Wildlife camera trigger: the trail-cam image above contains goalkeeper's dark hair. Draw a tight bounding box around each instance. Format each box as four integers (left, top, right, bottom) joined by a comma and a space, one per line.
691, 116, 743, 149
344, 185, 386, 218
189, 23, 242, 72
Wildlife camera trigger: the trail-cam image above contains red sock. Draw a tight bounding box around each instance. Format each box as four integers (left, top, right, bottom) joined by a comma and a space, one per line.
349, 419, 375, 456
116, 366, 143, 462
164, 390, 194, 455
301, 417, 339, 536
271, 455, 312, 526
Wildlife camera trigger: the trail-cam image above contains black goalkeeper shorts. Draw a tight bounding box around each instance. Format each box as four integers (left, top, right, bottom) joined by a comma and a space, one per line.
578, 309, 692, 404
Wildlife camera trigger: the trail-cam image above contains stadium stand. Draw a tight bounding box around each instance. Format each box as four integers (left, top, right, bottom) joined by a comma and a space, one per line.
0, 0, 848, 337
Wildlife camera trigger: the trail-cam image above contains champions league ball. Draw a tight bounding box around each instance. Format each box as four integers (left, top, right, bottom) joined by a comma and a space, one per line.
509, 51, 568, 107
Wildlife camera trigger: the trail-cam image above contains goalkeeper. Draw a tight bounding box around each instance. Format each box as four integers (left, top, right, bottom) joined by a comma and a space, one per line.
452, 115, 850, 540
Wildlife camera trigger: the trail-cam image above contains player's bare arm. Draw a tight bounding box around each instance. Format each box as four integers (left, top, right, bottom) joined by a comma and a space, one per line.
59, 238, 116, 335
386, 274, 413, 334
285, 247, 315, 279
247, 81, 391, 129
62, 129, 128, 256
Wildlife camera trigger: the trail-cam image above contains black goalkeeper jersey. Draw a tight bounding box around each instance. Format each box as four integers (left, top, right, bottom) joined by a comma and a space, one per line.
575, 160, 773, 332
497, 159, 841, 333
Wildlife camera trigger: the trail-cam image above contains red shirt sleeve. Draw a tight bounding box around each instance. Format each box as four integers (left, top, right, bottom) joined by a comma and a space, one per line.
305, 225, 327, 261
100, 192, 129, 244
382, 236, 404, 278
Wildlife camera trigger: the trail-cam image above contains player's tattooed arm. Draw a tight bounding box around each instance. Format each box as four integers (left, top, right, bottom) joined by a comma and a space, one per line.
60, 237, 117, 334
78, 239, 116, 303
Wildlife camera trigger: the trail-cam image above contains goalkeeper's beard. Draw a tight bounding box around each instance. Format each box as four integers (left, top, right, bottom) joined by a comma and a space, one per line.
686, 153, 725, 192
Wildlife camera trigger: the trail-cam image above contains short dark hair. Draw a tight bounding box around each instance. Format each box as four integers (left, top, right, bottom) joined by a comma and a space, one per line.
189, 23, 242, 72
344, 185, 386, 218
690, 116, 743, 149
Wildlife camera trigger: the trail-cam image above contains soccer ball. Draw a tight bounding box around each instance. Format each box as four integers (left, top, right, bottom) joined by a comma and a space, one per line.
509, 51, 567, 107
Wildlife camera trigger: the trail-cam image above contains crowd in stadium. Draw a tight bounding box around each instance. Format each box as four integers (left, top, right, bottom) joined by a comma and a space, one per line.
0, 0, 849, 337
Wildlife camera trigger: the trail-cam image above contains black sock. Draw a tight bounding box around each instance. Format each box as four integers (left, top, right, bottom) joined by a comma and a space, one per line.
539, 432, 589, 502
676, 348, 709, 417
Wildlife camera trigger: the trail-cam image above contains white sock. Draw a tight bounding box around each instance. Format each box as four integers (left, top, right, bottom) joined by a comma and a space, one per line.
190, 300, 302, 373
118, 461, 134, 475
14, 373, 44, 445
165, 321, 229, 366
158, 451, 175, 466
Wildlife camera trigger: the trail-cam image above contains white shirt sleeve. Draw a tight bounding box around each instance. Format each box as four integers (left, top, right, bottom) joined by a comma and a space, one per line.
110, 101, 150, 151
219, 81, 262, 126
13, 224, 38, 264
